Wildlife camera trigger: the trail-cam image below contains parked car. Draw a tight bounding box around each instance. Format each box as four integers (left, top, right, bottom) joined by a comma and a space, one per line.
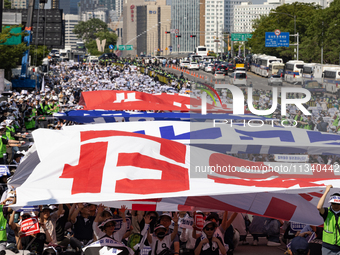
205, 64, 214, 73
268, 75, 283, 86
232, 71, 247, 86
188, 62, 199, 70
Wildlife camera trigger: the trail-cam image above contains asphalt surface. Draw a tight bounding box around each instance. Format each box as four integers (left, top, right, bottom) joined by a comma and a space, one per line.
162, 65, 299, 91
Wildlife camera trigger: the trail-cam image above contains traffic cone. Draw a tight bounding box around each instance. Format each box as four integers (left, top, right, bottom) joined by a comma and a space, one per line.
196, 73, 199, 78
215, 80, 217, 84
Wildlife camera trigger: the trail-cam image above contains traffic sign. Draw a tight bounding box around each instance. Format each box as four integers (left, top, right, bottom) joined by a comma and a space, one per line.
231, 33, 252, 41
114, 45, 117, 50
165, 47, 168, 50
265, 32, 290, 47
126, 45, 133, 50
109, 44, 114, 49
274, 29, 281, 36
118, 45, 125, 50
169, 46, 172, 52
177, 44, 180, 48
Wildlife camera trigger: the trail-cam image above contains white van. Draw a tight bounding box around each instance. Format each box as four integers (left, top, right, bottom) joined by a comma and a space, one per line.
232, 71, 247, 86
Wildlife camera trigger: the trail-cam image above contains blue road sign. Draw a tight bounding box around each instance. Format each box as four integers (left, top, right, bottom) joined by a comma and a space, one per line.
109, 45, 114, 50
169, 46, 172, 52
265, 32, 290, 47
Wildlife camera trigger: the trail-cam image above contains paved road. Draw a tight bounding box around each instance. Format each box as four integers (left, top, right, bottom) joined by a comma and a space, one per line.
162, 65, 299, 91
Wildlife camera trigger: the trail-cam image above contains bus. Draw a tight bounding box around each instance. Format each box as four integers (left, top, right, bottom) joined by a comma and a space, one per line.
313, 64, 340, 84
302, 63, 317, 83
259, 57, 283, 77
194, 46, 208, 57
268, 62, 285, 77
322, 67, 340, 95
250, 54, 259, 73
254, 54, 267, 75
284, 60, 304, 84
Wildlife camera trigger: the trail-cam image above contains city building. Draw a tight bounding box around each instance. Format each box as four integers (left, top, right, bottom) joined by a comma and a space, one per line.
64, 13, 80, 48
59, 0, 80, 15
115, 0, 124, 17
204, 0, 249, 53
122, 0, 170, 57
80, 10, 108, 23
51, 0, 59, 9
233, 1, 279, 33
11, 0, 27, 9
171, 0, 201, 53
199, 0, 206, 46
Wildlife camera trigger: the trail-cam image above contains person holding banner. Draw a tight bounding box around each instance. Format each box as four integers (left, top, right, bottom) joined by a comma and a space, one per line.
144, 213, 179, 255
95, 205, 128, 242
194, 221, 227, 255
317, 185, 340, 255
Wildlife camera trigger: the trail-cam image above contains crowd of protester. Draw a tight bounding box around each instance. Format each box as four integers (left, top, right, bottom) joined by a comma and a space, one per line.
0, 57, 337, 255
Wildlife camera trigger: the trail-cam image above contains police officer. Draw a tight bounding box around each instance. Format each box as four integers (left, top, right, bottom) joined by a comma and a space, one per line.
317, 185, 340, 255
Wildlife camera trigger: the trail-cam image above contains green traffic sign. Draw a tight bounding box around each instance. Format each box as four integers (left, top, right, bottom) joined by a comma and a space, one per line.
126, 45, 133, 51
114, 45, 117, 50
231, 33, 252, 42
118, 45, 125, 50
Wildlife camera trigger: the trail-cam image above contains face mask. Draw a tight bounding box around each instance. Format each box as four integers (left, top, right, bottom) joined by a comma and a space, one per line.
156, 232, 166, 239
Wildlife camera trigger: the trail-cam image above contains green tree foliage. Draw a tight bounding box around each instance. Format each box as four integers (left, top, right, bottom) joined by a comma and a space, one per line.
248, 2, 321, 62
73, 18, 108, 43
4, 0, 11, 9
0, 27, 27, 78
74, 19, 118, 55
29, 46, 50, 66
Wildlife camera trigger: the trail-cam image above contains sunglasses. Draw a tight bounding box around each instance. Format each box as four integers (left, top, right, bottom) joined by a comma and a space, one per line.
205, 227, 215, 231
105, 224, 115, 228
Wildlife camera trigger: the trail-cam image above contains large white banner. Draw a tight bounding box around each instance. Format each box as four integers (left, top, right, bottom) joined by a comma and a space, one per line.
13, 127, 340, 225
62, 121, 340, 155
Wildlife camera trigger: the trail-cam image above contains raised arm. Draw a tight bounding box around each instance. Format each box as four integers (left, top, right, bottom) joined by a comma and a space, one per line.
221, 211, 238, 231
171, 213, 179, 242
317, 185, 333, 214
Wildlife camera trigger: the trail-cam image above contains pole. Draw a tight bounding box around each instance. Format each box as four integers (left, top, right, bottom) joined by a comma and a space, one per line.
0, 0, 3, 33
297, 32, 299, 60
321, 21, 324, 64
294, 15, 296, 60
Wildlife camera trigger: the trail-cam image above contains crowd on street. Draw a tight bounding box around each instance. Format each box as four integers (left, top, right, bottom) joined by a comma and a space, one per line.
0, 57, 339, 255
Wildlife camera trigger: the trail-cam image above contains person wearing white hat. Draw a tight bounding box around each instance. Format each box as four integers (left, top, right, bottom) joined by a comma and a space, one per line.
144, 213, 179, 255
317, 185, 340, 254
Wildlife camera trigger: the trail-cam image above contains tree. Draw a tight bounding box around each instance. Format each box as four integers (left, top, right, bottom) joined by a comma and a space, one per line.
248, 2, 321, 62
73, 18, 108, 43
4, 0, 11, 9
0, 27, 27, 79
29, 46, 50, 66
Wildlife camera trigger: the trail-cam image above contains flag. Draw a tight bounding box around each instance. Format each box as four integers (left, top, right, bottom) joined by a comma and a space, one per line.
78, 91, 233, 112
12, 128, 340, 225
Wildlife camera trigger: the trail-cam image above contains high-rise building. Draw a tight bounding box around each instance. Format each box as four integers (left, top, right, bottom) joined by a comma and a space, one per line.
122, 0, 170, 57
51, 0, 59, 9
81, 10, 108, 23
233, 1, 279, 33
64, 13, 79, 47
11, 0, 27, 9
204, 0, 249, 53
171, 0, 201, 53
115, 0, 124, 17
59, 0, 80, 15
